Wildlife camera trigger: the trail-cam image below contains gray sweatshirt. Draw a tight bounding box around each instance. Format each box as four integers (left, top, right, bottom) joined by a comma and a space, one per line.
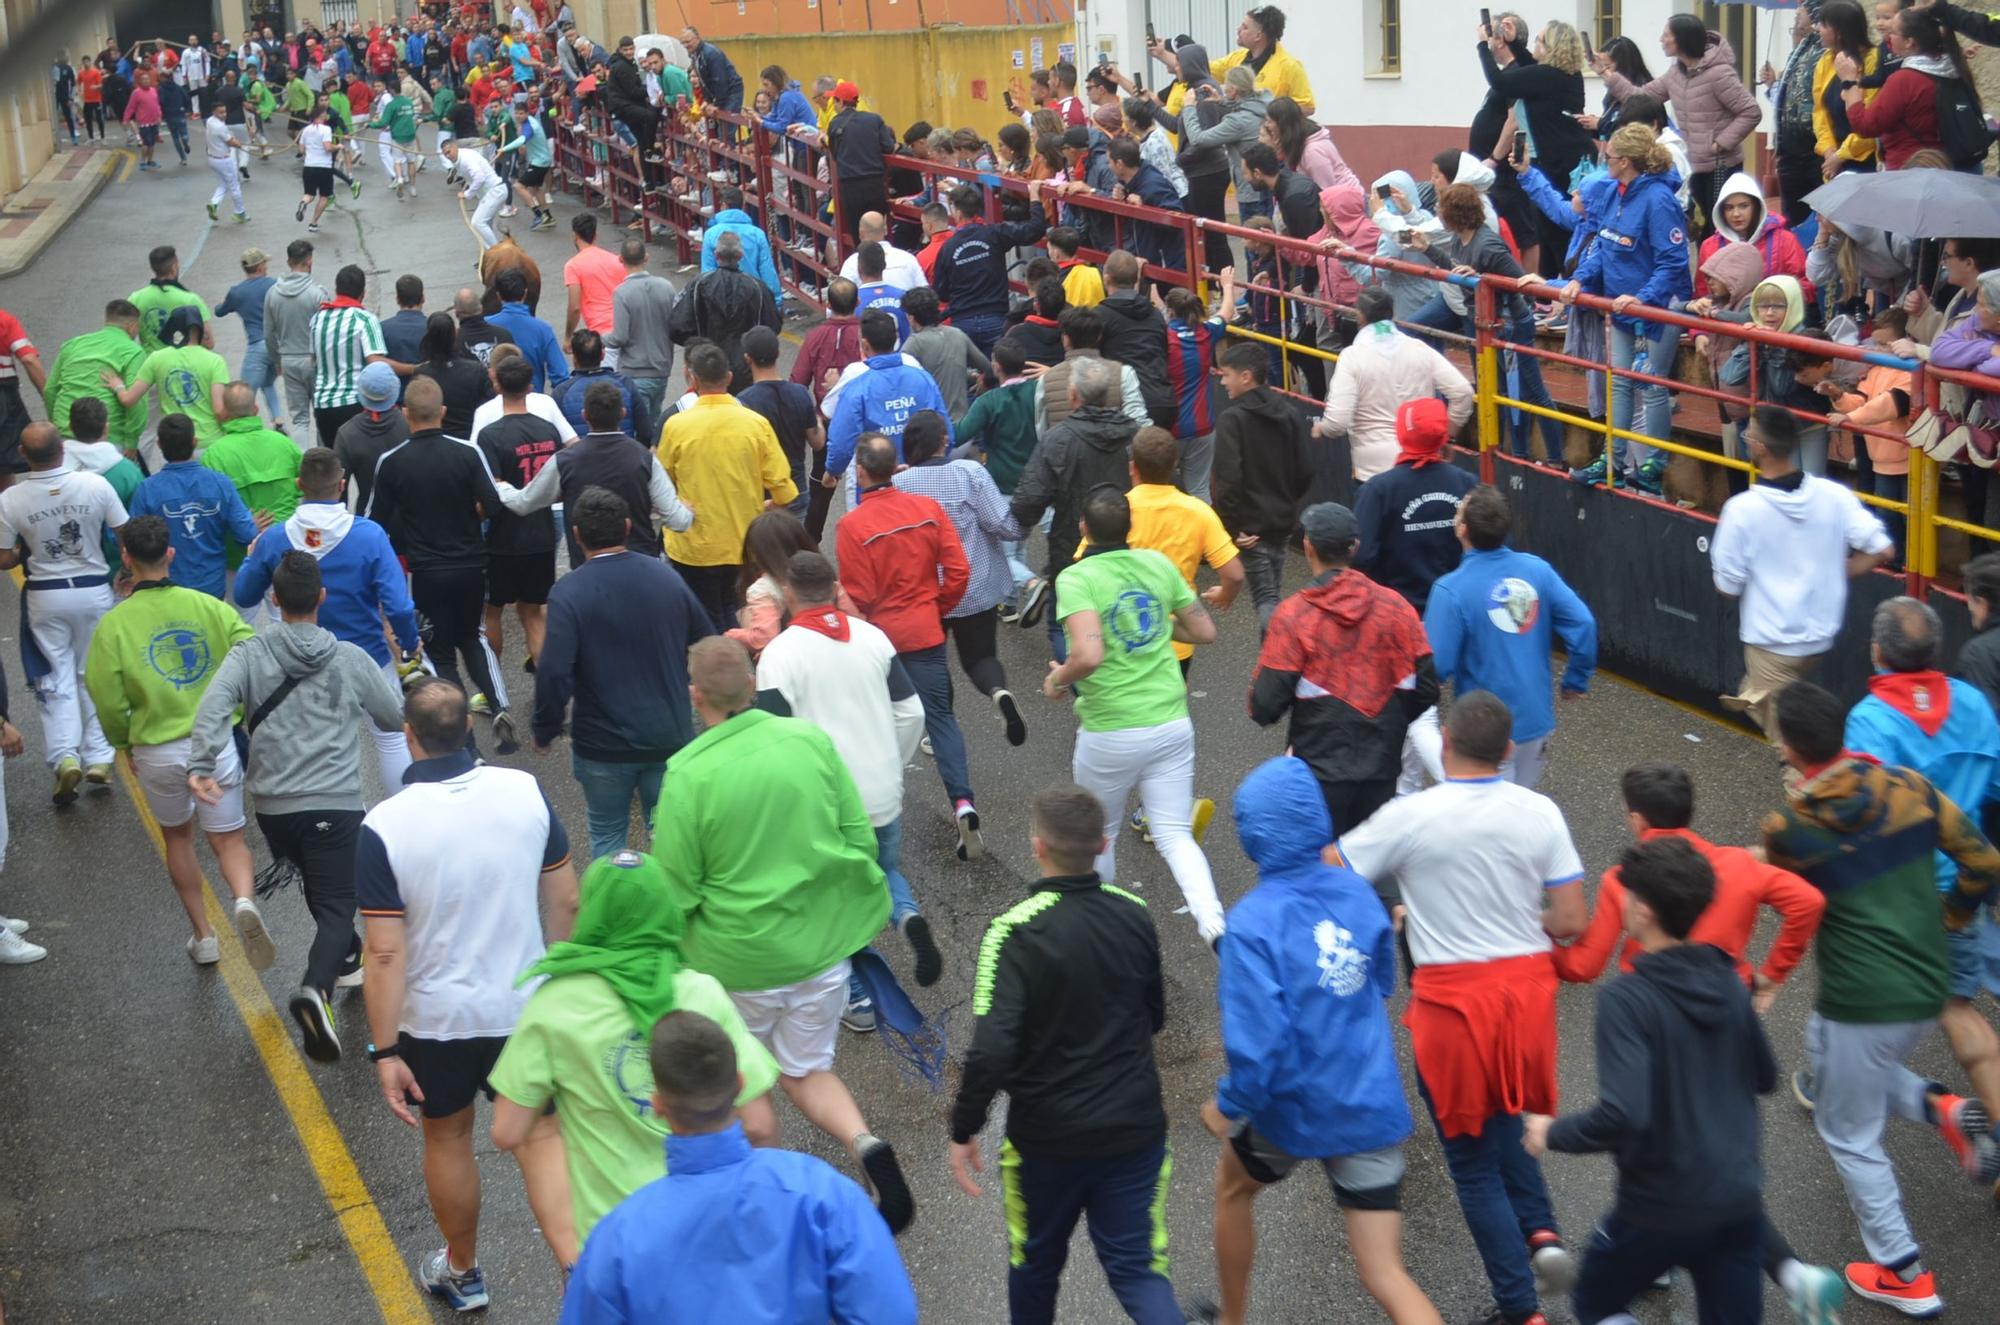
189, 622, 405, 814
263, 270, 329, 370
606, 269, 677, 378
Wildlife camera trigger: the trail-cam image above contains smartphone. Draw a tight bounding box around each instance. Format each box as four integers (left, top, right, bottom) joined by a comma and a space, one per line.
1375, 184, 1392, 201
1480, 7, 1492, 36
1581, 29, 1595, 63
1132, 71, 1144, 92
1146, 20, 1156, 40
1097, 51, 1111, 68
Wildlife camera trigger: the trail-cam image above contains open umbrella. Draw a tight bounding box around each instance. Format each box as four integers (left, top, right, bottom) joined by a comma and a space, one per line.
1804, 169, 2000, 238
633, 33, 690, 70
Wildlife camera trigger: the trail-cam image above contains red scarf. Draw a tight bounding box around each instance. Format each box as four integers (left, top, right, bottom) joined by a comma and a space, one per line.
319, 294, 366, 311
790, 607, 851, 642
1867, 670, 1953, 738
1395, 437, 1445, 468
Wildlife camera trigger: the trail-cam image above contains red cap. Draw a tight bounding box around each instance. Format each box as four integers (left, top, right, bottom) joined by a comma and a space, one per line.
1396, 397, 1450, 455
833, 80, 860, 103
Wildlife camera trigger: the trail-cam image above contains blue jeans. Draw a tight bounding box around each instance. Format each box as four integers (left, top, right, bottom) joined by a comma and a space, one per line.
876, 814, 917, 921
571, 752, 665, 864
241, 341, 282, 423
1500, 311, 1566, 463
1001, 1138, 1182, 1325
1572, 1210, 1762, 1325
1417, 1072, 1559, 1319
1407, 293, 1472, 340
1608, 320, 1682, 472
166, 116, 190, 161
627, 375, 668, 447
900, 644, 972, 805
953, 312, 1007, 357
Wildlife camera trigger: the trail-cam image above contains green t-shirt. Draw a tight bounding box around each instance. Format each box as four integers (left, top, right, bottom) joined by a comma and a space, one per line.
328, 92, 352, 134
138, 345, 230, 443
487, 969, 779, 1244
376, 95, 417, 143
128, 282, 206, 354
1055, 547, 1196, 733
283, 78, 314, 115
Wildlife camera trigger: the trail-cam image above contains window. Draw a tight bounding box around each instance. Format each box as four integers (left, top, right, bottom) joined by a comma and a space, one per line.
1365, 0, 1401, 75
1585, 0, 1620, 53
1699, 1, 1757, 86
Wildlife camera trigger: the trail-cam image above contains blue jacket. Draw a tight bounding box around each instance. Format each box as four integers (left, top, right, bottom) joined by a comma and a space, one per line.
1519, 164, 1618, 271
129, 462, 259, 600
1217, 757, 1413, 1159
1120, 162, 1186, 272
1845, 672, 2000, 892
554, 367, 638, 439
486, 302, 571, 393
232, 504, 419, 667
1570, 168, 1693, 331
214, 274, 276, 347
825, 354, 953, 478
1425, 545, 1597, 743
700, 209, 784, 303
560, 1124, 917, 1325
758, 86, 815, 137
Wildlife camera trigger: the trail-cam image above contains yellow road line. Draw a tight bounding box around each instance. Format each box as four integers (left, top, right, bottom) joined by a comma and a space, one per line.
114, 756, 430, 1325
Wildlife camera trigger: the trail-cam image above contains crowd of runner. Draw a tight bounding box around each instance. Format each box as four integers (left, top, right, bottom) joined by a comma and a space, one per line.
6, 1, 2000, 1323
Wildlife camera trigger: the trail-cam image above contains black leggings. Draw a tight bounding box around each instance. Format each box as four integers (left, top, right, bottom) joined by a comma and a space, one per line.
83, 102, 105, 139
258, 808, 363, 995
1185, 171, 1232, 276
945, 607, 1006, 697
411, 565, 504, 713
1686, 164, 1735, 241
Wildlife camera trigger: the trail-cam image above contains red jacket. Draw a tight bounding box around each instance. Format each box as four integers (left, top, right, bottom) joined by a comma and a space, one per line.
1845, 67, 1942, 170
789, 315, 864, 407
368, 38, 398, 75
835, 483, 969, 653
1551, 826, 1826, 988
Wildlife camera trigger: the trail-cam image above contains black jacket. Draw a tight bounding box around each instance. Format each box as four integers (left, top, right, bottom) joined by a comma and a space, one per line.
1212, 386, 1312, 542
557, 432, 661, 562
604, 54, 653, 129
1096, 291, 1173, 424
413, 355, 493, 440
1010, 404, 1137, 572
1548, 944, 1776, 1231
934, 213, 1050, 322
950, 873, 1166, 1160
826, 107, 895, 183
1353, 459, 1477, 613
996, 315, 1065, 369
366, 428, 505, 574
668, 266, 781, 386
1960, 620, 2000, 721
1271, 167, 1324, 242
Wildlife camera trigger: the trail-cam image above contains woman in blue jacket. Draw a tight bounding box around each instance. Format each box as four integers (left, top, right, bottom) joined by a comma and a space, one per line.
1557, 123, 1694, 492
1519, 160, 1618, 423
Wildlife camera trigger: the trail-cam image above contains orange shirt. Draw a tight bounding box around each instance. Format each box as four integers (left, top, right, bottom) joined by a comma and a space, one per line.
563, 244, 625, 335
80, 66, 104, 104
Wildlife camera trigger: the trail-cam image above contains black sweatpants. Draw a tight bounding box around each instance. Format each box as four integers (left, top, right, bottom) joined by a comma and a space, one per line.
944, 607, 1006, 697
411, 565, 504, 711
670, 560, 740, 635
258, 808, 363, 995
315, 402, 362, 450
1319, 778, 1395, 838
806, 452, 836, 541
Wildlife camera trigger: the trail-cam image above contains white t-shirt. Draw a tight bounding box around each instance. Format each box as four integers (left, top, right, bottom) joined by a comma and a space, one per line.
1336, 776, 1584, 969
756, 615, 923, 827
471, 392, 576, 445
0, 466, 129, 580
300, 122, 335, 168
205, 113, 237, 159
839, 242, 930, 292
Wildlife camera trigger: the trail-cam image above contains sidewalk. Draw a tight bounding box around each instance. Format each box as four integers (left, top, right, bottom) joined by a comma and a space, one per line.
0, 144, 129, 279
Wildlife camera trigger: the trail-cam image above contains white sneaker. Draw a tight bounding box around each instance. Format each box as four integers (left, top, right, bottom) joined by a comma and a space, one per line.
1, 915, 27, 934
0, 928, 47, 964
186, 934, 220, 965
233, 897, 277, 971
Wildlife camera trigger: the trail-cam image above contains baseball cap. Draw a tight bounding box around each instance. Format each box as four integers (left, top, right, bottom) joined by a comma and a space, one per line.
832, 79, 860, 102
240, 246, 270, 271
1300, 502, 1359, 550
1061, 125, 1092, 151
741, 326, 781, 368
163, 305, 204, 349
356, 361, 399, 411
1396, 397, 1450, 457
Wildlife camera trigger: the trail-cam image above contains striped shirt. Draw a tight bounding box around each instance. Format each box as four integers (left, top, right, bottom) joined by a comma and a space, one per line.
891, 457, 1021, 617
308, 304, 387, 409
0, 311, 35, 384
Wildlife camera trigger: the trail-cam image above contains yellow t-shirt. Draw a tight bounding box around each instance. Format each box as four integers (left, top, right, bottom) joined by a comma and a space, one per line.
1079, 482, 1238, 660
656, 394, 800, 566
1210, 43, 1315, 113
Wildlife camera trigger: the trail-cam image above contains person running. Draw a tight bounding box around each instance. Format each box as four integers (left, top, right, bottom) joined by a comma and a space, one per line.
1209, 340, 1311, 635
128, 245, 207, 354
1046, 486, 1223, 946
1333, 690, 1587, 1325
559, 1010, 917, 1324
264, 240, 328, 438
367, 377, 517, 752
949, 782, 1181, 1323
1192, 755, 1443, 1325
234, 447, 423, 789
41, 300, 148, 460
309, 263, 390, 446
823, 311, 952, 499
493, 98, 553, 229
0, 423, 127, 802
358, 679, 580, 1305
127, 414, 260, 599
1764, 680, 2000, 1315
1522, 837, 1778, 1324
104, 306, 230, 459
442, 135, 508, 249
333, 362, 410, 513
83, 515, 266, 968
366, 72, 420, 198
202, 380, 302, 543
295, 103, 339, 232
203, 98, 251, 222
472, 354, 563, 672
1424, 486, 1596, 790
213, 248, 282, 424
1250, 501, 1437, 834
650, 636, 915, 1234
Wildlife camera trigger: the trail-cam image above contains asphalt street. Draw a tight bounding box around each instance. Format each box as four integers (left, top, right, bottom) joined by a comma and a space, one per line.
1, 146, 1997, 1325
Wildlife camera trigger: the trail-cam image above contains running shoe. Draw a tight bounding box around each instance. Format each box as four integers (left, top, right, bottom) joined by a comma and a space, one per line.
1931, 1091, 2000, 1181
1843, 1262, 1941, 1318
1018, 576, 1049, 627
1630, 455, 1668, 496
335, 965, 365, 989
207, 201, 219, 220
307, 222, 319, 233
349, 179, 362, 199
1191, 797, 1216, 845
1783, 1262, 1847, 1325
856, 1133, 914, 1234
531, 211, 554, 230
53, 756, 82, 805
289, 986, 341, 1062
233, 897, 277, 972
1130, 805, 1153, 842
919, 734, 932, 756
419, 1248, 490, 1313
83, 763, 112, 788
841, 995, 876, 1033
1180, 1301, 1219, 1324
1, 917, 26, 934
1528, 1229, 1576, 1296
899, 913, 942, 987
1792, 1069, 1818, 1112
994, 689, 1026, 746
955, 801, 984, 861
392, 180, 403, 198
492, 709, 520, 755
499, 204, 518, 218
295, 200, 307, 221
1569, 456, 1610, 487
998, 601, 1023, 624
234, 213, 250, 224
186, 934, 220, 965
0, 928, 47, 965
469, 692, 492, 715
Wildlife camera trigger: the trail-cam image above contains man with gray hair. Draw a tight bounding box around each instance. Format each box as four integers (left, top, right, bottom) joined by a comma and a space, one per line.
1842, 594, 2000, 1173
669, 230, 781, 393
836, 211, 927, 291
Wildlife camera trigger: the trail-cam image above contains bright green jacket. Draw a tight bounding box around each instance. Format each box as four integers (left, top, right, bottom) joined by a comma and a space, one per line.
247, 80, 276, 118
202, 416, 300, 566
283, 78, 314, 115
652, 709, 889, 991
372, 95, 417, 144
84, 580, 253, 750
44, 326, 148, 445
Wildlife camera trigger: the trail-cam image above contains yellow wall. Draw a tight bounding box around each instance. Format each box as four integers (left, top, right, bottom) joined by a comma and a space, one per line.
0, 0, 116, 198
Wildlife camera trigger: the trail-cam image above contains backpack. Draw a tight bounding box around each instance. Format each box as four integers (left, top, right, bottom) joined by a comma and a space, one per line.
1926, 73, 1995, 171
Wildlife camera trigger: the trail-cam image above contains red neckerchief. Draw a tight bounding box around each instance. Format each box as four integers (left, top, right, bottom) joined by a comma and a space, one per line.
790, 607, 851, 642
319, 294, 366, 311
1396, 440, 1445, 468
1025, 314, 1059, 327
1867, 670, 1953, 738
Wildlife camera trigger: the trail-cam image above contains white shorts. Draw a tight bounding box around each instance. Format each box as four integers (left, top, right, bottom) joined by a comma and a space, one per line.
131, 737, 246, 832
728, 959, 849, 1078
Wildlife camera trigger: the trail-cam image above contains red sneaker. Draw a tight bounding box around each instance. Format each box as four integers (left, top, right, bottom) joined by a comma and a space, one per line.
1845, 1261, 1943, 1318
1932, 1092, 1998, 1179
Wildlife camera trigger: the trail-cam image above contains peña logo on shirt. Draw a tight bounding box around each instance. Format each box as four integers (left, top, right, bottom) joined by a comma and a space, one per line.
1313, 919, 1368, 995
1484, 576, 1540, 635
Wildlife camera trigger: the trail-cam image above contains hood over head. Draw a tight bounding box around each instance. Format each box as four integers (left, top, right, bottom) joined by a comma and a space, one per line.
1452, 152, 1496, 193
1370, 168, 1443, 237
1233, 755, 1332, 872
1701, 242, 1768, 310
262, 620, 340, 678
1630, 942, 1745, 1029
1751, 274, 1807, 334
1174, 43, 1218, 93
1712, 170, 1768, 244
1322, 183, 1381, 251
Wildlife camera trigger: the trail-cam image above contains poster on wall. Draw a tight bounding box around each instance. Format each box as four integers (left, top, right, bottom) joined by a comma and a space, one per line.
1030, 36, 1044, 70
1058, 42, 1076, 65
1011, 49, 1024, 68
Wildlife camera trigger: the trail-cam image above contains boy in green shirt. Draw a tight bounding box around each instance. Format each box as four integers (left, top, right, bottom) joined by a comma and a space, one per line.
82, 513, 265, 968
104, 306, 230, 446
43, 300, 150, 448
128, 247, 207, 353
489, 852, 781, 1245
200, 382, 301, 567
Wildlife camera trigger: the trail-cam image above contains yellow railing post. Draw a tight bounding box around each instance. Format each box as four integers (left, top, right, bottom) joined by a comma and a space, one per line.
1909, 445, 1940, 581
1474, 282, 1499, 476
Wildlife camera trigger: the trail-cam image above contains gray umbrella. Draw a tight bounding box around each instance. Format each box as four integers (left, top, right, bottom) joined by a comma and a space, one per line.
1805, 169, 2000, 239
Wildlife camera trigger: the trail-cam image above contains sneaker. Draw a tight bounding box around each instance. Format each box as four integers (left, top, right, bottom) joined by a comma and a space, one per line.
83, 763, 113, 788
233, 897, 277, 972
998, 602, 1023, 624
855, 1133, 915, 1234
994, 689, 1026, 746
393, 180, 403, 197
499, 204, 518, 218
335, 965, 365, 989
295, 199, 307, 222
419, 1247, 490, 1313
290, 986, 341, 1062
899, 913, 942, 987
1018, 576, 1049, 627
1191, 797, 1216, 846
532, 211, 555, 230
349, 179, 362, 199
522, 655, 536, 675
955, 800, 984, 861
841, 995, 876, 1033
235, 213, 250, 224
1792, 1069, 1818, 1112
1, 916, 26, 934
207, 201, 219, 220
1843, 1262, 1941, 1317
238, 166, 249, 180
307, 222, 319, 233
0, 928, 47, 964
1528, 1230, 1576, 1295
1784, 1262, 1847, 1325
918, 735, 932, 756
1181, 1300, 1219, 1324
492, 709, 520, 755
1569, 456, 1610, 487
186, 934, 220, 965
1130, 805, 1152, 843
1931, 1091, 2000, 1181
53, 756, 82, 805
1630, 456, 1667, 496
469, 693, 492, 715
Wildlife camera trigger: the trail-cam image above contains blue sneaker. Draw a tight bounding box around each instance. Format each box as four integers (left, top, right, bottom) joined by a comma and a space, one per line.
1783, 1262, 1846, 1325
419, 1248, 489, 1313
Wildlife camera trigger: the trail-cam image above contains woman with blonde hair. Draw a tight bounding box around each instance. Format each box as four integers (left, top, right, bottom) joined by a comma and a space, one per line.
1477, 17, 1596, 277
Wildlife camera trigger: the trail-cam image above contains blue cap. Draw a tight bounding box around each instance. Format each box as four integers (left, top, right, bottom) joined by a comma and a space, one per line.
357, 361, 399, 410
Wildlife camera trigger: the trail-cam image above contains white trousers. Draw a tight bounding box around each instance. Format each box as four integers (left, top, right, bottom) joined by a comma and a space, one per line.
374, 661, 413, 790
208, 155, 245, 214
469, 182, 507, 247
379, 139, 403, 183
1073, 716, 1223, 941
28, 584, 114, 768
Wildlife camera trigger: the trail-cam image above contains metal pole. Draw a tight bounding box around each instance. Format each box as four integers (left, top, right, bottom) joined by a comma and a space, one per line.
1475, 280, 1499, 484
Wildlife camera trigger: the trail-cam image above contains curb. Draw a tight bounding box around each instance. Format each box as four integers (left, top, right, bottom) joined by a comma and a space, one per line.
0, 146, 124, 280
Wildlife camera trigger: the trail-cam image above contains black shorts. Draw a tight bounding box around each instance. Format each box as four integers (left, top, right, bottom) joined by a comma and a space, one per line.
0, 384, 28, 474
289, 114, 310, 136
302, 165, 334, 197
518, 163, 550, 188
397, 1033, 505, 1119
486, 550, 556, 606
138, 124, 159, 146
1229, 1126, 1405, 1211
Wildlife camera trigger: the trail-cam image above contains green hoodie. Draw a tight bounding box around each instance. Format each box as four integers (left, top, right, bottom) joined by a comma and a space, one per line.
651, 708, 890, 991
202, 416, 301, 566
84, 580, 253, 750
247, 79, 276, 118
283, 77, 314, 115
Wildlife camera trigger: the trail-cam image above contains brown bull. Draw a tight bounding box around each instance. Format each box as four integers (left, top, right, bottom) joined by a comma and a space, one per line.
479, 234, 542, 316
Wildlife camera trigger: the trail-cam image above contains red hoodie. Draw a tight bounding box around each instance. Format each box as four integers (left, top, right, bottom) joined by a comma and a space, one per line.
834, 483, 969, 653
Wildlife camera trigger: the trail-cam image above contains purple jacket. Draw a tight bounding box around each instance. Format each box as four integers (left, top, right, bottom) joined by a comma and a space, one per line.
1928, 304, 2000, 379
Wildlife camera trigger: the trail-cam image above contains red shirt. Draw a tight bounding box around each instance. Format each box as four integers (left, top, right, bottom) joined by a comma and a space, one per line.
0, 311, 36, 384
368, 39, 397, 74
1051, 94, 1087, 127
80, 66, 104, 104
789, 316, 864, 407
834, 484, 970, 652
915, 233, 949, 282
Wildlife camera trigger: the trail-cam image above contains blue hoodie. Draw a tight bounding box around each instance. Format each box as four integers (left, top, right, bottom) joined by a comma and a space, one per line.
825, 353, 954, 478
759, 85, 815, 137
128, 462, 260, 600
1518, 163, 1618, 271
1569, 168, 1693, 332
699, 209, 784, 302
487, 302, 571, 393
1216, 757, 1413, 1159
233, 502, 419, 668
1425, 545, 1597, 743
1845, 671, 2000, 893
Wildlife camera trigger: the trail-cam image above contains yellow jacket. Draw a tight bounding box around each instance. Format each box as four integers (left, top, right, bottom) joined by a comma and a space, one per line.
1061, 261, 1106, 308
1813, 47, 1879, 162
1210, 43, 1315, 114
656, 394, 800, 566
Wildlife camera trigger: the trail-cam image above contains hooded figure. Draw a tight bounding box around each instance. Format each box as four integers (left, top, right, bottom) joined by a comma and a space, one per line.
164, 304, 204, 349
1694, 242, 1769, 389
1715, 274, 1808, 408
1696, 171, 1810, 302
1368, 169, 1449, 320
